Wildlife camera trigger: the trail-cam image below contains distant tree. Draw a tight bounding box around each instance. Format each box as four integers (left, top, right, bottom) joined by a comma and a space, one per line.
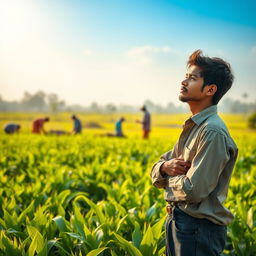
0, 95, 7, 111
166, 102, 175, 113
48, 93, 65, 114
242, 93, 248, 114
105, 103, 116, 121
89, 102, 101, 113
21, 91, 47, 111
105, 103, 116, 114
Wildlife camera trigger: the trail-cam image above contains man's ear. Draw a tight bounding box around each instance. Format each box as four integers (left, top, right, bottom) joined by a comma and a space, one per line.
205, 84, 217, 96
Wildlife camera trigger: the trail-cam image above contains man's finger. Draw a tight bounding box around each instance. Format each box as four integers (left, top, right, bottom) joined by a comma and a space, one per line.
174, 165, 188, 172
176, 160, 191, 167
175, 160, 190, 167
171, 169, 188, 176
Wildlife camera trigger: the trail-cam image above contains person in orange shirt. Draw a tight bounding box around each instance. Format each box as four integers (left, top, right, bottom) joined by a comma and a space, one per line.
32, 117, 50, 134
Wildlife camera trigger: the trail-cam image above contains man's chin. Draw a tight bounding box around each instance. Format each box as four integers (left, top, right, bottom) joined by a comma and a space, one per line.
179, 95, 189, 102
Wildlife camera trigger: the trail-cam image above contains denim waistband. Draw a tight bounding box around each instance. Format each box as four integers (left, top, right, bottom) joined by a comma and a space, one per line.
172, 206, 227, 230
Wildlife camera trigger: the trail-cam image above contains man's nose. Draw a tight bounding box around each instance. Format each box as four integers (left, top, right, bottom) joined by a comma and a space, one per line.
181, 79, 188, 86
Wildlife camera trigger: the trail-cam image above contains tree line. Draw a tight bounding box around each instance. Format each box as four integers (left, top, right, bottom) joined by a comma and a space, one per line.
0, 91, 255, 114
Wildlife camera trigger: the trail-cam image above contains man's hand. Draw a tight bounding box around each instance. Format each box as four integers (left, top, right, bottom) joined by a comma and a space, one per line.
160, 158, 191, 177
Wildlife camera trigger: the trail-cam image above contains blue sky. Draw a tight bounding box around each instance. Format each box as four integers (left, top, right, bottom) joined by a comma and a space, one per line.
0, 0, 255, 106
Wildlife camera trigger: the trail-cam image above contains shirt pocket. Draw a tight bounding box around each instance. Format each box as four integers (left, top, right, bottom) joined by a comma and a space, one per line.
183, 146, 196, 162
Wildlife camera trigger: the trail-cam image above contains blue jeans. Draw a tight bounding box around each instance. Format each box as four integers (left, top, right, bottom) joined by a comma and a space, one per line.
165, 207, 227, 256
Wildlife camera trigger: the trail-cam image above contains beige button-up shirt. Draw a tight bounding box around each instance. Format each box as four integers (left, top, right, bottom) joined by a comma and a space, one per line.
151, 105, 238, 225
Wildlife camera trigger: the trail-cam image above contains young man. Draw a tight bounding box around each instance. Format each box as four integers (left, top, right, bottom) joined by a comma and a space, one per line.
151, 50, 238, 256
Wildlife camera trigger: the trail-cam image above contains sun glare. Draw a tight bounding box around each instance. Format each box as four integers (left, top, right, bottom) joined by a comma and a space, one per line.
0, 0, 43, 45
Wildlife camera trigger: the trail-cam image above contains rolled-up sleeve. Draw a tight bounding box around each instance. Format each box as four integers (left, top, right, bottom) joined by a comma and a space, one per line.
165, 130, 231, 203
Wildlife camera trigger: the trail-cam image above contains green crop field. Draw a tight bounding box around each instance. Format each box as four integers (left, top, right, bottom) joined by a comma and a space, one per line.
0, 112, 255, 256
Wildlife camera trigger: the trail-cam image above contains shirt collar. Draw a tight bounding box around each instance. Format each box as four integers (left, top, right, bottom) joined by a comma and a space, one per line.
189, 105, 217, 126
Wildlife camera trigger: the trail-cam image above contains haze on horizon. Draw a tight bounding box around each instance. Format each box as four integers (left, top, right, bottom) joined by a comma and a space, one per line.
0, 0, 256, 107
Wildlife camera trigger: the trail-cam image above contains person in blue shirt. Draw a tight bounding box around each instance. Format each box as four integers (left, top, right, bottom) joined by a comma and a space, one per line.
115, 117, 125, 137
4, 123, 21, 134
71, 114, 82, 134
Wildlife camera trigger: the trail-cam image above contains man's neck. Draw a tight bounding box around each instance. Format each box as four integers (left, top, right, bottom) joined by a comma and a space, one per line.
188, 101, 213, 115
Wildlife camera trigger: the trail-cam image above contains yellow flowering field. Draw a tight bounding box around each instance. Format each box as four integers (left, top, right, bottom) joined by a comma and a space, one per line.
0, 112, 255, 255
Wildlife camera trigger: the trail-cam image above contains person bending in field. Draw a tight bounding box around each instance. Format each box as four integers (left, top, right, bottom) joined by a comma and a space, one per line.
151, 50, 238, 256
4, 123, 21, 134
115, 116, 126, 137
71, 114, 82, 135
104, 117, 126, 138
32, 117, 50, 134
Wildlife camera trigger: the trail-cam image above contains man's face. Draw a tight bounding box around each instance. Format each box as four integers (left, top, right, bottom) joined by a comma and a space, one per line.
179, 65, 205, 103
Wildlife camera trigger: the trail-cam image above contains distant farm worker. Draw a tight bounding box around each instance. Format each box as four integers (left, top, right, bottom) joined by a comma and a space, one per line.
4, 123, 21, 134
151, 50, 238, 256
136, 105, 151, 139
32, 117, 50, 134
71, 114, 82, 134
115, 117, 126, 137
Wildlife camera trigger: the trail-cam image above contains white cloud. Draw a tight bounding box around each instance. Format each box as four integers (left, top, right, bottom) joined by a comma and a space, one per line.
83, 49, 93, 56
125, 45, 172, 64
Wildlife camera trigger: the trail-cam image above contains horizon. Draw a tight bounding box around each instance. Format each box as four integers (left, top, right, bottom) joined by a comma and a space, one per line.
1, 0, 256, 106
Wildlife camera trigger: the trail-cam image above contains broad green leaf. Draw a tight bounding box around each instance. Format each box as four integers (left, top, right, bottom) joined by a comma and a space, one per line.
73, 195, 106, 224
27, 226, 38, 240
151, 216, 166, 240
132, 221, 142, 248
53, 216, 68, 232
139, 225, 154, 256
53, 241, 71, 256
157, 246, 166, 256
72, 204, 86, 239
0, 217, 6, 229
66, 232, 84, 241
109, 199, 126, 216
3, 209, 17, 228
116, 215, 128, 232
113, 232, 142, 256
98, 183, 115, 199
83, 224, 92, 236
18, 200, 34, 223
57, 204, 66, 217
246, 207, 253, 229
145, 203, 157, 222
47, 239, 58, 254
27, 226, 45, 256
1, 233, 21, 256
37, 241, 48, 256
57, 190, 71, 205
6, 228, 26, 239
87, 247, 108, 256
